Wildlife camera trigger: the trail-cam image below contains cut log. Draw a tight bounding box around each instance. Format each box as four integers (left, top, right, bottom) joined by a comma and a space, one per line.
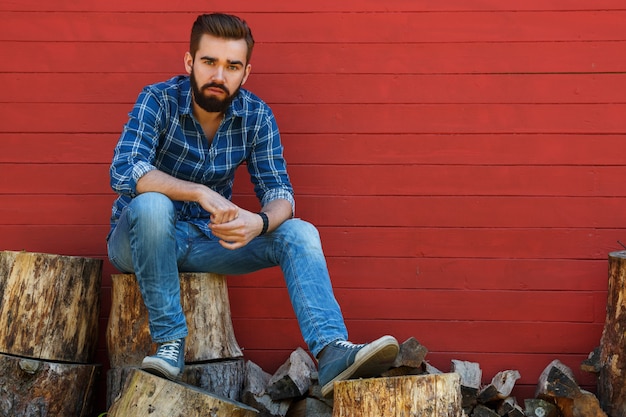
106, 273, 243, 368
106, 359, 246, 408
450, 360, 481, 412
0, 250, 101, 363
382, 337, 428, 377
242, 360, 291, 417
535, 360, 606, 417
524, 398, 558, 417
450, 360, 481, 390
392, 337, 428, 368
286, 397, 333, 417
507, 404, 525, 417
472, 404, 500, 417
332, 373, 462, 417
536, 359, 580, 399
424, 362, 443, 374
496, 397, 518, 415
107, 368, 258, 417
487, 369, 521, 400
580, 346, 601, 374
0, 351, 99, 417
556, 390, 607, 417
267, 347, 317, 401
598, 250, 626, 416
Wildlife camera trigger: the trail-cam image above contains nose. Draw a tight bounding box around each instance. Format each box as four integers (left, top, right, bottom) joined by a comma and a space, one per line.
212, 66, 225, 83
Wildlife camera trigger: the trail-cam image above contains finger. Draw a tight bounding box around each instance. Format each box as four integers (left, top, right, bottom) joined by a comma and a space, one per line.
219, 239, 242, 250
212, 207, 239, 224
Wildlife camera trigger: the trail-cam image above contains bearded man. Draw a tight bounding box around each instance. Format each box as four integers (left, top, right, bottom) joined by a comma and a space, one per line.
107, 13, 398, 397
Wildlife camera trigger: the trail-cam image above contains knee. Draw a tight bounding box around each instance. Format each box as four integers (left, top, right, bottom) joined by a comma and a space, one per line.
129, 192, 175, 218
126, 192, 176, 231
278, 219, 322, 247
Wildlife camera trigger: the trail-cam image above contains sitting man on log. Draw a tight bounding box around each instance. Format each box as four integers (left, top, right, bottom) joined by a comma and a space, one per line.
106, 12, 398, 397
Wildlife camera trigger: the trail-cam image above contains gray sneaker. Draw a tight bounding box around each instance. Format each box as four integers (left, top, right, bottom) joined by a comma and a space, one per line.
141, 338, 185, 380
318, 335, 399, 397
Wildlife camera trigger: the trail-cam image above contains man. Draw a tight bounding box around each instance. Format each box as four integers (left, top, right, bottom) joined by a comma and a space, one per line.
107, 13, 398, 397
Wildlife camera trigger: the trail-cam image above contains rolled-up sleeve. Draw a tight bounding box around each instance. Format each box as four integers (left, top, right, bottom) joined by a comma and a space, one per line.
247, 110, 295, 215
110, 89, 163, 197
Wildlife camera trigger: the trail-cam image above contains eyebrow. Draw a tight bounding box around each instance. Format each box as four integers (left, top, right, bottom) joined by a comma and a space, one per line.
200, 56, 244, 67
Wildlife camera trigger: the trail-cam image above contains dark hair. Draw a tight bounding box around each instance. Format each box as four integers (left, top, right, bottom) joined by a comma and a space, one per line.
190, 13, 255, 64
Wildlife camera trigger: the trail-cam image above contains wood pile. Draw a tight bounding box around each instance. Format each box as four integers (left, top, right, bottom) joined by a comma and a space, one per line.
221, 338, 607, 417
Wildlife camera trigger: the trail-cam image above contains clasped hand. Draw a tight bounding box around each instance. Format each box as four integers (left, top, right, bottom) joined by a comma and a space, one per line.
202, 191, 262, 250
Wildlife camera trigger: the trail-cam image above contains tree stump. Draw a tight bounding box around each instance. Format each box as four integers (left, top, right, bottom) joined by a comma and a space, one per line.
107, 369, 258, 417
332, 373, 462, 417
598, 251, 626, 416
106, 359, 246, 408
0, 351, 100, 417
0, 250, 102, 362
106, 272, 243, 368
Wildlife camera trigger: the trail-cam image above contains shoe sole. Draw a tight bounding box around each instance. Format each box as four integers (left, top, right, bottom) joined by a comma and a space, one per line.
321, 335, 399, 397
141, 358, 182, 381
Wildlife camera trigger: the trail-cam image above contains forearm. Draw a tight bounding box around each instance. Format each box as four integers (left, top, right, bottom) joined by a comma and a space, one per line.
259, 198, 293, 235
136, 170, 206, 203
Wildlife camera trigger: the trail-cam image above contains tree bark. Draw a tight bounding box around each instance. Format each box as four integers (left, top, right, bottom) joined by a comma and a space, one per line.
0, 351, 100, 417
107, 359, 246, 408
598, 251, 626, 416
106, 272, 243, 368
332, 373, 462, 417
0, 250, 102, 363
107, 369, 258, 417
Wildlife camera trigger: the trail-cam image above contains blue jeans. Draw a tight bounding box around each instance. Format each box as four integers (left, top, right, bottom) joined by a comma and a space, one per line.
107, 192, 348, 357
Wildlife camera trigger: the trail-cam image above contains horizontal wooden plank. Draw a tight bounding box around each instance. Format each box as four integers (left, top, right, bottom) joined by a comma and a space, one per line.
236, 194, 626, 228
317, 227, 625, 259
5, 73, 625, 104
2, 103, 625, 134
5, 193, 626, 229
2, 41, 625, 74
0, 195, 114, 225
210, 73, 626, 105
280, 165, 626, 197
228, 287, 596, 322
3, 11, 625, 43
3, 133, 626, 166
273, 103, 626, 134
7, 163, 626, 197
232, 318, 602, 354
0, 225, 109, 256
2, 225, 625, 260
0, 134, 116, 164
280, 134, 626, 166
226, 256, 608, 291
1, 0, 624, 12
6, 163, 626, 198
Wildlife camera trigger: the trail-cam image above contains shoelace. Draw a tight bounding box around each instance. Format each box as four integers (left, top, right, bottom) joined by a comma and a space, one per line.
335, 340, 365, 349
157, 340, 181, 361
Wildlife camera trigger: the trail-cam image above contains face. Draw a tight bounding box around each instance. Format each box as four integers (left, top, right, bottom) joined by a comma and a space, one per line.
185, 34, 251, 114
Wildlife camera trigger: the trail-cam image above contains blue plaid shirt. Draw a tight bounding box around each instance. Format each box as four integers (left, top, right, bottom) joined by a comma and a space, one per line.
109, 75, 294, 236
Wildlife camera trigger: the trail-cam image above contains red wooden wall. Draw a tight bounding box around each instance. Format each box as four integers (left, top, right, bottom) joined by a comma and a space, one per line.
2, 0, 625, 412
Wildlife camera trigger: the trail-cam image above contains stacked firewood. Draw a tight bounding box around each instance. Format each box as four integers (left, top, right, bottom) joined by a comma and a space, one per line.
240, 338, 607, 417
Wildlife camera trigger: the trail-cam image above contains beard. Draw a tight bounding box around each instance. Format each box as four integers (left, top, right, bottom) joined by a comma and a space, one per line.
190, 69, 241, 113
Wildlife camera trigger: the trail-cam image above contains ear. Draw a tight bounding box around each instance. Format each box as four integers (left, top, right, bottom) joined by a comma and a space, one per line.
241, 64, 252, 85
184, 52, 193, 74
